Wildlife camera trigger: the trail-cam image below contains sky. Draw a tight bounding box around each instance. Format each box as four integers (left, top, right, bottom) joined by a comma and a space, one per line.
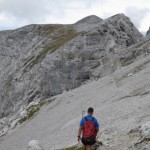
0, 0, 150, 34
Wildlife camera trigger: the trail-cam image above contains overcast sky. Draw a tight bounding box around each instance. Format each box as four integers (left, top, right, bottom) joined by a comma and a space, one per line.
0, 0, 150, 34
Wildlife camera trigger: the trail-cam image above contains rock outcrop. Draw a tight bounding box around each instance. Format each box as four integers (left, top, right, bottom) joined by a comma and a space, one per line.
128, 122, 150, 150
104, 13, 142, 45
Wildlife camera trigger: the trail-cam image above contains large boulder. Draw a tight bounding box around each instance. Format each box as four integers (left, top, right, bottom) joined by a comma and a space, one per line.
140, 121, 150, 136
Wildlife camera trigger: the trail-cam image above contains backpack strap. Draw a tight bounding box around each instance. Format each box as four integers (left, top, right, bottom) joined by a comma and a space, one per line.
92, 117, 95, 122
84, 116, 88, 122
84, 116, 95, 122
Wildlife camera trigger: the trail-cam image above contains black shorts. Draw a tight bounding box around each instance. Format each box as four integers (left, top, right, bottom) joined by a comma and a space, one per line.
81, 137, 96, 146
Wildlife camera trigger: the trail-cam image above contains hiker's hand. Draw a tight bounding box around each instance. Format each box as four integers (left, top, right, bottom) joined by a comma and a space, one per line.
78, 136, 81, 142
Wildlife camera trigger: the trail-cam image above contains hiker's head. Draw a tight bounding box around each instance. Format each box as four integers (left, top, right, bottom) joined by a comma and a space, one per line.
87, 107, 94, 115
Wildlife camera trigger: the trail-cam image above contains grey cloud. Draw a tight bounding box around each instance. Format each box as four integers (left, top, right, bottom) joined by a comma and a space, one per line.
125, 6, 150, 28
0, 0, 103, 24
0, 0, 66, 23
83, 0, 107, 8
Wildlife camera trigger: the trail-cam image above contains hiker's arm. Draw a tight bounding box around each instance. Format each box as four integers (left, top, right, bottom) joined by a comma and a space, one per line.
94, 118, 99, 136
78, 126, 83, 137
78, 118, 84, 138
95, 127, 99, 136
77, 126, 83, 142
78, 118, 84, 141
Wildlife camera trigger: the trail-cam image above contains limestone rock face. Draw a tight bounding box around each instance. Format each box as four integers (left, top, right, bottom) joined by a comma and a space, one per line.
104, 13, 142, 45
0, 14, 144, 119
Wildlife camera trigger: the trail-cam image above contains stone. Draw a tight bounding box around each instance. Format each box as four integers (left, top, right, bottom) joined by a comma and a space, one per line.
27, 140, 44, 150
139, 121, 150, 136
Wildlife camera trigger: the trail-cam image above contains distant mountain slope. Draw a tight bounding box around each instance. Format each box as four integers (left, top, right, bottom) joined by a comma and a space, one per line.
0, 14, 143, 118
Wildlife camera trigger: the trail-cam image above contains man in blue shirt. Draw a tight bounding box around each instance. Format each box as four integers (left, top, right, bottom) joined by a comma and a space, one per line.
77, 107, 99, 150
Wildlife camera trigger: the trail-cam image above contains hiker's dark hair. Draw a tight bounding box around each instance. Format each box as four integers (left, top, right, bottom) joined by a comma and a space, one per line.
87, 107, 94, 113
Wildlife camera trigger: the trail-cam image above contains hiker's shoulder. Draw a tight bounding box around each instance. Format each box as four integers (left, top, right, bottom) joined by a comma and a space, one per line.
93, 116, 98, 122
81, 117, 86, 121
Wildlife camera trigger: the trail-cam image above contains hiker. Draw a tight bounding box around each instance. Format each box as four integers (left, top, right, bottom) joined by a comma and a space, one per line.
77, 107, 99, 150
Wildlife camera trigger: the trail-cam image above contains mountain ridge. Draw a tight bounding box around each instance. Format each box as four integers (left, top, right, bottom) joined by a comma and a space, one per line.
75, 15, 103, 25
0, 13, 145, 117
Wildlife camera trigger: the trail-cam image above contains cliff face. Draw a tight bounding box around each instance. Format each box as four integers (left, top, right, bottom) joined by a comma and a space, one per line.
0, 14, 143, 117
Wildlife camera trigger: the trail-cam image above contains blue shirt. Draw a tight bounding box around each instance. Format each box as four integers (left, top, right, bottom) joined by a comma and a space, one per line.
80, 114, 99, 128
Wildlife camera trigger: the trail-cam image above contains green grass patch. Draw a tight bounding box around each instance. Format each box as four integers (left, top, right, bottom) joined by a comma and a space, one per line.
19, 98, 55, 124
37, 24, 63, 37
24, 26, 80, 70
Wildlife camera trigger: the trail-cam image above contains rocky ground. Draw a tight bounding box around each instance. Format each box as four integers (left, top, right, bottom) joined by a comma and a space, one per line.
0, 49, 150, 150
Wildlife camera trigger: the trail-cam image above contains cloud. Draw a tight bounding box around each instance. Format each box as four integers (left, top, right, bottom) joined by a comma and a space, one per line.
0, 0, 109, 30
0, 0, 62, 22
0, 0, 105, 23
125, 6, 150, 28
0, 0, 150, 33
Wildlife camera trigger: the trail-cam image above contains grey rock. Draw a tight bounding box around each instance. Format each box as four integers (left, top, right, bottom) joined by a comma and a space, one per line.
127, 122, 150, 150
140, 121, 150, 136
104, 13, 142, 45
0, 13, 144, 121
75, 15, 103, 32
75, 15, 103, 25
27, 140, 44, 150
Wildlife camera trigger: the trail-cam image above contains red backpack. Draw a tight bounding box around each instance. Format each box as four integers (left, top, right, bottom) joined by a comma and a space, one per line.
83, 116, 96, 140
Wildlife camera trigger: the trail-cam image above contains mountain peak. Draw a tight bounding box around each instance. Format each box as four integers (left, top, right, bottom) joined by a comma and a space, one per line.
105, 13, 142, 41
106, 13, 130, 21
111, 13, 127, 18
75, 15, 103, 25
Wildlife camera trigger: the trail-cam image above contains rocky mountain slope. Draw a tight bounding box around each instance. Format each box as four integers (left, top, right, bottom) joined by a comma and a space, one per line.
0, 14, 142, 118
0, 13, 150, 150
0, 45, 150, 150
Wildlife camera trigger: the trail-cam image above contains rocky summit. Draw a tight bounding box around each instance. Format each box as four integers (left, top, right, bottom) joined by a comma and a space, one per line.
0, 14, 150, 150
